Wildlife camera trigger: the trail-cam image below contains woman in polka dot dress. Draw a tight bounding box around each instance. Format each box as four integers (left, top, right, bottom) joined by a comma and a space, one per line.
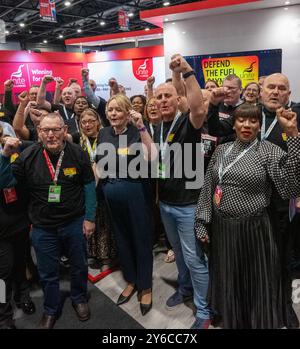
195, 103, 300, 329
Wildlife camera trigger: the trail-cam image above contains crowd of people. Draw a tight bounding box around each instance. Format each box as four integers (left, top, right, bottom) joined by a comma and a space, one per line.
0, 53, 300, 330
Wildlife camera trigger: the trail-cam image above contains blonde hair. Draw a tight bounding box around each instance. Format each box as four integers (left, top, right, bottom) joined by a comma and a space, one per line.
106, 94, 132, 116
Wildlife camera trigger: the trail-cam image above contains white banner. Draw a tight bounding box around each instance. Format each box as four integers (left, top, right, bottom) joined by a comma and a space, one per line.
88, 56, 165, 100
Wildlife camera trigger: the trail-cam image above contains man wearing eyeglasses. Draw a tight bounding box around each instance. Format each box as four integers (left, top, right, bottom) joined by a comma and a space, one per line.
0, 113, 97, 329
207, 74, 243, 144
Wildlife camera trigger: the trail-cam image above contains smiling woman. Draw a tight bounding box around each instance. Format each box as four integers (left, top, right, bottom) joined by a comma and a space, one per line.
195, 102, 300, 329
232, 102, 262, 142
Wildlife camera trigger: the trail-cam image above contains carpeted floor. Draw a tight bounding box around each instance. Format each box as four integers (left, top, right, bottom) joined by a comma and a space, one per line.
14, 271, 143, 330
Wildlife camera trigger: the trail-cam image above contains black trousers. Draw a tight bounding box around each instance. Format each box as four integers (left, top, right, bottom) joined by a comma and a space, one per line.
0, 228, 31, 327
102, 179, 154, 291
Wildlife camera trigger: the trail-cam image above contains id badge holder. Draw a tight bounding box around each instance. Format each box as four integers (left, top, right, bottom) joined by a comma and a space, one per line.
48, 185, 62, 203
214, 185, 223, 207
158, 163, 166, 179
3, 187, 18, 204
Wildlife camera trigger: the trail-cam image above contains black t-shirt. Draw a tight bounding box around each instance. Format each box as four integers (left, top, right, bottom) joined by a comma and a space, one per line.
96, 124, 147, 180
11, 141, 94, 228
0, 159, 29, 238
153, 113, 203, 206
96, 98, 110, 127
51, 103, 79, 134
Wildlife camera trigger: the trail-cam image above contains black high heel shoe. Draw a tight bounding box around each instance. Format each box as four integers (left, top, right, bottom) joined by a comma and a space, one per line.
140, 301, 152, 316
116, 286, 137, 306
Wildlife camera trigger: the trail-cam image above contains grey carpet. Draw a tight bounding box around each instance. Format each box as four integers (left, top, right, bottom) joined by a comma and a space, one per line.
14, 271, 143, 329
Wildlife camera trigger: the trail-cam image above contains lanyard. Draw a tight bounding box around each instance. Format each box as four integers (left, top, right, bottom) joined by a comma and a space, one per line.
160, 112, 180, 160
218, 139, 258, 184
85, 138, 97, 162
62, 106, 74, 121
149, 123, 154, 138
43, 149, 64, 185
261, 111, 277, 140
74, 117, 80, 132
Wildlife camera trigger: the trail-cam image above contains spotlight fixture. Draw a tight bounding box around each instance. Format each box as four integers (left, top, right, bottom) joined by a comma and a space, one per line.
59, 34, 64, 38
128, 12, 134, 17
145, 27, 150, 31
163, 1, 170, 6
77, 29, 82, 33
65, 1, 71, 6
19, 23, 25, 27
100, 21, 105, 26
43, 40, 48, 43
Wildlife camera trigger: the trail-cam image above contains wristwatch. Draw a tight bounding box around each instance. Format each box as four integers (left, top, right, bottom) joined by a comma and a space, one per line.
182, 70, 196, 79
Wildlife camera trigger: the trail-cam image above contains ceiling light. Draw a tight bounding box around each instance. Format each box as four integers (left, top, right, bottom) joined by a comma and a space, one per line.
5, 30, 9, 34
59, 34, 64, 38
43, 40, 47, 44
100, 21, 105, 26
64, 1, 71, 6
163, 1, 170, 6
285, 1, 290, 4
19, 23, 25, 27
128, 12, 134, 17
284, 7, 289, 10
172, 22, 175, 25
165, 18, 169, 22
77, 29, 82, 33
145, 27, 150, 31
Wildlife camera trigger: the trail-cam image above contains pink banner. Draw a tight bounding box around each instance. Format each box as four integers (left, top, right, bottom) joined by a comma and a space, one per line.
0, 62, 84, 94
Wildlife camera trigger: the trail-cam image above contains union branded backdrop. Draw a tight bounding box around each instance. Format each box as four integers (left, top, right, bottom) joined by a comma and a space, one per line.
88, 56, 165, 100
0, 62, 84, 95
185, 49, 282, 88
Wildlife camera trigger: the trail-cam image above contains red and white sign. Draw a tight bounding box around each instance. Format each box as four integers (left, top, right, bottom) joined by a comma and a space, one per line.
88, 57, 165, 100
39, 0, 57, 23
118, 10, 129, 31
132, 58, 153, 81
0, 62, 83, 94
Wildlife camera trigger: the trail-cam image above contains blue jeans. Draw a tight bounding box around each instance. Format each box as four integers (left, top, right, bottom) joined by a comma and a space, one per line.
31, 216, 88, 316
160, 202, 210, 319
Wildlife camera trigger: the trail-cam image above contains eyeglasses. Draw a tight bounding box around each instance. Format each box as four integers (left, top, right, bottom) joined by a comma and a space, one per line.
39, 127, 64, 135
81, 119, 97, 126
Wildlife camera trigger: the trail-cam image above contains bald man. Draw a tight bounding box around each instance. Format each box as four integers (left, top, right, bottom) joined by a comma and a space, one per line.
153, 54, 211, 329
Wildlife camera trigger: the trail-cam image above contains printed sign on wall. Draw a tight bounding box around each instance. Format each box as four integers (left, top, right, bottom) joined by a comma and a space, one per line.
88, 56, 165, 100
201, 56, 259, 87
185, 49, 282, 88
0, 62, 84, 94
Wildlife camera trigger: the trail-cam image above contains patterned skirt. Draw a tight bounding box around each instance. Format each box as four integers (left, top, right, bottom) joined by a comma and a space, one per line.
208, 209, 287, 329
88, 201, 117, 263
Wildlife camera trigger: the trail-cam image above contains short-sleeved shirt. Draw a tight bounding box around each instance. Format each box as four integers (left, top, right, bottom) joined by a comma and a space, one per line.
96, 124, 146, 181
153, 113, 203, 206
11, 141, 94, 228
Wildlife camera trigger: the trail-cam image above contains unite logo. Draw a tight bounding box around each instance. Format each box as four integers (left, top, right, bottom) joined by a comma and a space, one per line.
10, 64, 26, 88
132, 58, 153, 81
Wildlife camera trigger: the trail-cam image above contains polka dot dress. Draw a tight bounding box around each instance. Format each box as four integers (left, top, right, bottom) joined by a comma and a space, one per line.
195, 136, 300, 240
